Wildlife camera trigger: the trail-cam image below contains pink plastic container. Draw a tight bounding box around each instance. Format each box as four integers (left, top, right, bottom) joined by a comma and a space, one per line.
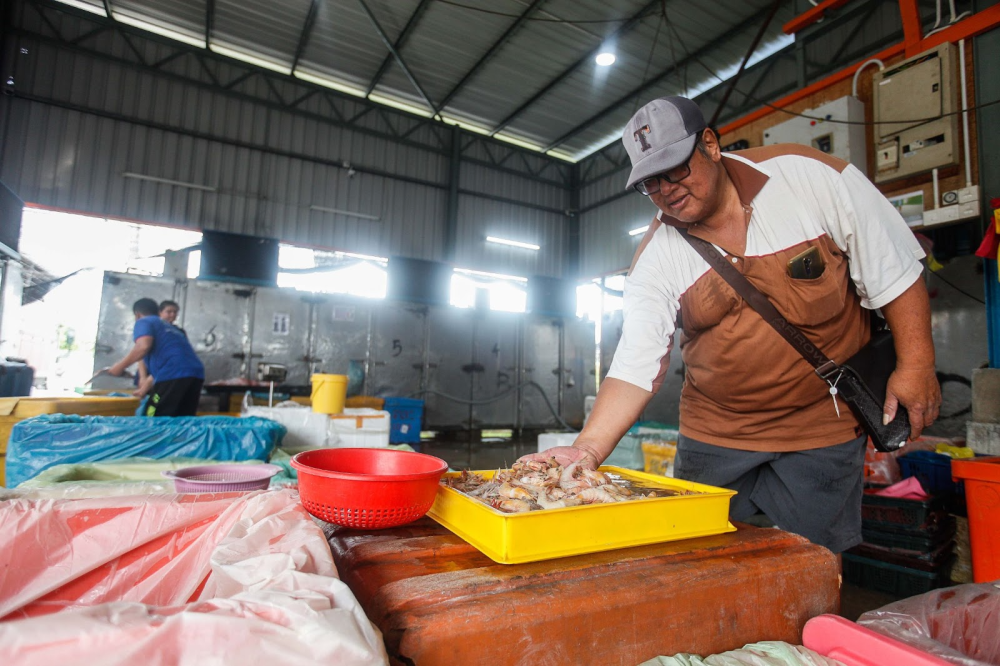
802, 614, 949, 666
162, 463, 281, 492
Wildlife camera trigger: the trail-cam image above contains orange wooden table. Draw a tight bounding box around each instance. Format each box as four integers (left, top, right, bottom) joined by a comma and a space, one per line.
329, 519, 840, 665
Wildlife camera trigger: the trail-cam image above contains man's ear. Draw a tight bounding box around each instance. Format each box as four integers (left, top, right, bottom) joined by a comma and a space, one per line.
701, 128, 722, 162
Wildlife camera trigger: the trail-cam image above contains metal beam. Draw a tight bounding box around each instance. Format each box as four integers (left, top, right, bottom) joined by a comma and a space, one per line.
437, 0, 545, 111
18, 0, 574, 185
357, 0, 439, 118
541, 4, 776, 152
101, 0, 111, 18
205, 0, 214, 47
490, 0, 660, 137
708, 0, 783, 128
290, 0, 319, 73
365, 0, 431, 96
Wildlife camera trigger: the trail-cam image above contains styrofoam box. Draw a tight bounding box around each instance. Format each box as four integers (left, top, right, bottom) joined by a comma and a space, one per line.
538, 432, 577, 453
328, 408, 391, 448
242, 406, 329, 449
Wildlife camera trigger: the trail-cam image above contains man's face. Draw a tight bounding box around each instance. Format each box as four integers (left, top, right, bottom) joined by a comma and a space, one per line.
647, 132, 724, 226
160, 305, 179, 324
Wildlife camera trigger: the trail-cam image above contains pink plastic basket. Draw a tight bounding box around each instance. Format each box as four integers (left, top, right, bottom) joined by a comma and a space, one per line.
162, 464, 282, 493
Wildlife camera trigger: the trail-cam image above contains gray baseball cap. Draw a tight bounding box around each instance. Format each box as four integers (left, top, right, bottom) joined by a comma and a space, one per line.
622, 96, 707, 191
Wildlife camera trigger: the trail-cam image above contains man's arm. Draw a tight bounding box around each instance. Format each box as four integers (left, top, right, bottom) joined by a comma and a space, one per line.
107, 336, 153, 376
879, 278, 941, 440
520, 378, 655, 468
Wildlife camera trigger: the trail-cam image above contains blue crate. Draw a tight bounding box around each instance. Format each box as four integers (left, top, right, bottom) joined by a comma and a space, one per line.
899, 451, 962, 495
384, 397, 424, 444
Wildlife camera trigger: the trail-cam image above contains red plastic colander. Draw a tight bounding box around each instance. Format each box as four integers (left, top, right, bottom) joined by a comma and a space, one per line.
290, 448, 448, 529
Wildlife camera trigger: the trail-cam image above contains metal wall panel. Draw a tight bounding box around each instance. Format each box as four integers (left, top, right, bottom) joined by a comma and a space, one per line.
310, 297, 373, 384
424, 305, 475, 428
182, 279, 254, 381
470, 310, 519, 428
562, 316, 596, 427
520, 316, 562, 428
92, 272, 177, 387
459, 161, 566, 210
455, 194, 566, 278
248, 286, 312, 385
578, 193, 658, 278
369, 302, 425, 400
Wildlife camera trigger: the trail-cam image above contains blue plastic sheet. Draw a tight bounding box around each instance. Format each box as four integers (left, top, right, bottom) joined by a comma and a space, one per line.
5, 415, 285, 487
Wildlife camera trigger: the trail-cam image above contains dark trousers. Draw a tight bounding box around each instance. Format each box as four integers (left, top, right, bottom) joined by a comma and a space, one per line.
145, 377, 203, 417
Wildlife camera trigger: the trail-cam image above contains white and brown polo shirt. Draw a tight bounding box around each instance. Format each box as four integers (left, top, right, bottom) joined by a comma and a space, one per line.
608, 145, 925, 452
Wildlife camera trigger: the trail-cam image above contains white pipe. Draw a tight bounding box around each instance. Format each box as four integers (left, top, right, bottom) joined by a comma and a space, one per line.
852, 58, 885, 98
932, 168, 940, 209
959, 39, 972, 188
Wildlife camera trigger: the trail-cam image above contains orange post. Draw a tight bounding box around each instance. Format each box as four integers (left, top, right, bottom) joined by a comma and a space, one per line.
899, 0, 924, 56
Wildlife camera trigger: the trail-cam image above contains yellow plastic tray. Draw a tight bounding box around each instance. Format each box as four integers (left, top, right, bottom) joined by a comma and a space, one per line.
427, 466, 737, 564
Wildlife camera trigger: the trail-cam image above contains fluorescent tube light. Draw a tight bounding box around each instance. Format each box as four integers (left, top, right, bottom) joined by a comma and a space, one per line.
454, 268, 528, 282
293, 69, 367, 97
310, 205, 380, 221
367, 93, 434, 118
545, 149, 578, 163
486, 236, 539, 251
56, 0, 107, 16
112, 13, 206, 48
122, 172, 216, 192
441, 116, 492, 136
210, 43, 291, 75
493, 133, 542, 152
628, 225, 649, 236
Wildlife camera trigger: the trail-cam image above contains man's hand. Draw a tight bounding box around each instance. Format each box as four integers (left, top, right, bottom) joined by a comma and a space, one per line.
132, 375, 154, 398
883, 365, 941, 440
104, 365, 124, 378
517, 440, 604, 470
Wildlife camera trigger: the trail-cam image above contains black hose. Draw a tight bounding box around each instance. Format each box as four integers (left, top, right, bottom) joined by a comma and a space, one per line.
409, 380, 579, 433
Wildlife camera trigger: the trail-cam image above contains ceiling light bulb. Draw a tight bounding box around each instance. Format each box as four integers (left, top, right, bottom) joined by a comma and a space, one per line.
595, 52, 616, 67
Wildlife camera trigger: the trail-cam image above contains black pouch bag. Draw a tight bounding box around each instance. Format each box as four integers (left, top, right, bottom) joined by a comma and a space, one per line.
827, 323, 910, 451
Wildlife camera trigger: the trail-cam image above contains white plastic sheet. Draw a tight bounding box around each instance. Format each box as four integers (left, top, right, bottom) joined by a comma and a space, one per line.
857, 582, 1000, 666
640, 641, 845, 666
0, 489, 387, 665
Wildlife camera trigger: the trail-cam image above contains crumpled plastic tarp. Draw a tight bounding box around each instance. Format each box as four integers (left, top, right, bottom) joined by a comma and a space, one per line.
640, 641, 844, 666
5, 415, 286, 487
857, 582, 1000, 666
16, 456, 267, 487
0, 489, 388, 665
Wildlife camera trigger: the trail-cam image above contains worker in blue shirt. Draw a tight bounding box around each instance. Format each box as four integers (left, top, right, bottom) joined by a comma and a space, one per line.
106, 298, 205, 416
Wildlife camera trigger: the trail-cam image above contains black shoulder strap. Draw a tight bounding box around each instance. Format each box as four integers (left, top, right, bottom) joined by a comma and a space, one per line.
678, 229, 839, 379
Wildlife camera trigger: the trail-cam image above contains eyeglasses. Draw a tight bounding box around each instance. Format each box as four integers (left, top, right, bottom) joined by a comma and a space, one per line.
633, 141, 700, 196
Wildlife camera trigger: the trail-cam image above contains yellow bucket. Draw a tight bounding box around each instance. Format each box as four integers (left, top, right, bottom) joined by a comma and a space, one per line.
310, 374, 348, 414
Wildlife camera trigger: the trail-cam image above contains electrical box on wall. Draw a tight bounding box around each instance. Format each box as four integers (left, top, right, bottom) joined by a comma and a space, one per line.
762, 96, 868, 175
872, 43, 959, 183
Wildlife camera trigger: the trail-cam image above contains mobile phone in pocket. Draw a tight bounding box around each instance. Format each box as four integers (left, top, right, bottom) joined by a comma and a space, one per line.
787, 246, 825, 280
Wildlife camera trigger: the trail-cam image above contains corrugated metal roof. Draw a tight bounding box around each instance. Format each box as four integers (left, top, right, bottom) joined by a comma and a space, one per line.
50, 0, 795, 161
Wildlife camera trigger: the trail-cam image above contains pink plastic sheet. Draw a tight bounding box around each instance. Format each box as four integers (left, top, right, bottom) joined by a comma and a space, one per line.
857, 582, 1000, 666
0, 489, 387, 665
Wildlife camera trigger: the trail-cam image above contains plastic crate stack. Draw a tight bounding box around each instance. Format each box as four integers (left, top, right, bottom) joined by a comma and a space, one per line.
845, 450, 961, 597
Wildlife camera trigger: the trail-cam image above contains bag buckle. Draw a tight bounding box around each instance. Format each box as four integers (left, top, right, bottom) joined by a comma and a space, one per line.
815, 360, 840, 380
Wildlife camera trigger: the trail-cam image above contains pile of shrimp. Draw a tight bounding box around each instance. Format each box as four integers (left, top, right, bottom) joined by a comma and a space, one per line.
442, 457, 687, 513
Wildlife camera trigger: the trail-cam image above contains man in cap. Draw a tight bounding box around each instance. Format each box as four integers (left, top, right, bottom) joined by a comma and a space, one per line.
525, 97, 940, 554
